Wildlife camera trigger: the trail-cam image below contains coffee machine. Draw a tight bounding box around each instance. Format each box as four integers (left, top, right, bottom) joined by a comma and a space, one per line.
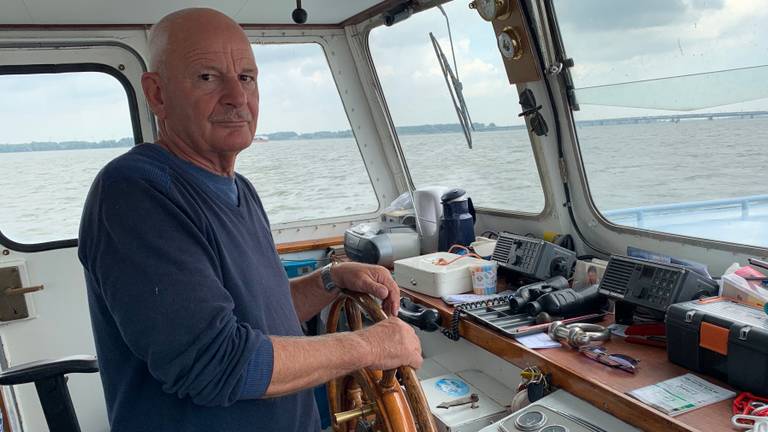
437, 188, 475, 251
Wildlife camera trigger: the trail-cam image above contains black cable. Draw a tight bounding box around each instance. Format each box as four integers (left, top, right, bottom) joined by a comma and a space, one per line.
519, 0, 611, 257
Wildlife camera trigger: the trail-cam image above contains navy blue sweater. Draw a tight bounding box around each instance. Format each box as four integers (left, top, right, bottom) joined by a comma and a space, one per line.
78, 144, 320, 431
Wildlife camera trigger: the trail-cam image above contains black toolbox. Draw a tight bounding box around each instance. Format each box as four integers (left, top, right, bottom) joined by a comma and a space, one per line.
666, 298, 768, 394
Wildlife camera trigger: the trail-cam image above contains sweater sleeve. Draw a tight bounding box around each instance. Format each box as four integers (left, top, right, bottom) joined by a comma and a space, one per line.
81, 175, 273, 406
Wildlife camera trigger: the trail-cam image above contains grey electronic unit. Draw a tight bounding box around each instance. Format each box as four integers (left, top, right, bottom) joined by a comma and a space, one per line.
344, 222, 420, 268
598, 255, 718, 313
491, 232, 576, 281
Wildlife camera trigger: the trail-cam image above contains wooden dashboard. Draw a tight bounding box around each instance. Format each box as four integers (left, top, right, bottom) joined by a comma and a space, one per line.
401, 288, 735, 432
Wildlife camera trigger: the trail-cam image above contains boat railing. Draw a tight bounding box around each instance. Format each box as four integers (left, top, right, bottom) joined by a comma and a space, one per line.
603, 194, 768, 229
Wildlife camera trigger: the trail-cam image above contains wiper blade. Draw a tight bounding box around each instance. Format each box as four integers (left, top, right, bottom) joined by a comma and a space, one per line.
430, 32, 474, 149
574, 64, 768, 111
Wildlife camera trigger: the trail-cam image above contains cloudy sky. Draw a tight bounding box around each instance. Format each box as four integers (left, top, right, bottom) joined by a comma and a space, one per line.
1, 0, 766, 144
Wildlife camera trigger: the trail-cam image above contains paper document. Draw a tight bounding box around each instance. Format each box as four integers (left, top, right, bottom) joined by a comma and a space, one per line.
515, 332, 561, 349
628, 373, 735, 416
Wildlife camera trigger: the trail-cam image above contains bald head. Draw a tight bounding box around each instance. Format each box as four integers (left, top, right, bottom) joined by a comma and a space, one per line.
141, 7, 259, 176
148, 8, 249, 74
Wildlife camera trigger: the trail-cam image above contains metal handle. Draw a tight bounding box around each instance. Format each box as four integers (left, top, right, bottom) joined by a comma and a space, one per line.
4, 284, 44, 296
436, 393, 479, 409
333, 403, 376, 424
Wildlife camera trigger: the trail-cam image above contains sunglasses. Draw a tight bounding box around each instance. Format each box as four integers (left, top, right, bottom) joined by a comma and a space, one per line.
579, 345, 639, 374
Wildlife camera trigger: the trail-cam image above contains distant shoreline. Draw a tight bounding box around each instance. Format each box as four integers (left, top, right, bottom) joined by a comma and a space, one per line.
2, 111, 767, 153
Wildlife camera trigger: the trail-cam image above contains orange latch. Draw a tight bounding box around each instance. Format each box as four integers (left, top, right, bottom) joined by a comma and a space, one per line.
700, 321, 729, 355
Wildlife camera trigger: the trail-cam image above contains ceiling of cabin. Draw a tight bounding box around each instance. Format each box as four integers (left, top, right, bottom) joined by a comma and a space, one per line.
0, 0, 388, 25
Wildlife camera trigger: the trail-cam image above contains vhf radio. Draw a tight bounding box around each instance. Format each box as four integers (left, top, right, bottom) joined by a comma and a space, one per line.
491, 232, 576, 281
598, 255, 718, 318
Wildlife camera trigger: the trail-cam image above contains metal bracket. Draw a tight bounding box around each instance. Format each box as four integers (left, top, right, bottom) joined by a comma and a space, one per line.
739, 326, 752, 341
546, 62, 563, 75
437, 393, 480, 409
685, 310, 696, 323
0, 266, 41, 322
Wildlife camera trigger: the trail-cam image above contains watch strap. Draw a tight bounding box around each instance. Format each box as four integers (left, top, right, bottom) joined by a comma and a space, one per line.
321, 263, 337, 292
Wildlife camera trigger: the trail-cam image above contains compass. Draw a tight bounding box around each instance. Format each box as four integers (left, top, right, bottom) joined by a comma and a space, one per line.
497, 27, 524, 60
469, 0, 512, 21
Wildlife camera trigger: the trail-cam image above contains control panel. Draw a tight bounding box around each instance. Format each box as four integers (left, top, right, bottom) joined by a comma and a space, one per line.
598, 255, 718, 312
479, 390, 640, 432
491, 233, 576, 281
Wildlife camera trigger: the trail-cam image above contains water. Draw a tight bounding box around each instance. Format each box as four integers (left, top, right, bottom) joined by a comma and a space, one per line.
0, 118, 766, 245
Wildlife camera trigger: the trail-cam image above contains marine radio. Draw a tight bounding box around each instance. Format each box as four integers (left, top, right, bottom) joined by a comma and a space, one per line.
598, 255, 718, 314
491, 232, 576, 281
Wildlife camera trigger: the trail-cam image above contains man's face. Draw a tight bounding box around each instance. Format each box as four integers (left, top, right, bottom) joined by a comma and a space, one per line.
160, 32, 259, 156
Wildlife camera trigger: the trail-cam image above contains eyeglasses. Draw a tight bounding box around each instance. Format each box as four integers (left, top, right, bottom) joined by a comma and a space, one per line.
579, 345, 639, 374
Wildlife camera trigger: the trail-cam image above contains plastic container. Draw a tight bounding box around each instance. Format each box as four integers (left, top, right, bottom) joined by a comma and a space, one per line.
666, 298, 768, 394
469, 261, 498, 295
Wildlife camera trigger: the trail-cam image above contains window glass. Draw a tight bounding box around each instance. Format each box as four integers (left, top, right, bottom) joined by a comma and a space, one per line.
0, 71, 133, 245
242, 43, 379, 224
554, 0, 768, 247
369, 3, 545, 213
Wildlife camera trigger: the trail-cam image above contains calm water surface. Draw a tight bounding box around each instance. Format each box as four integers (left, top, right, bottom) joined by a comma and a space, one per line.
1, 118, 766, 244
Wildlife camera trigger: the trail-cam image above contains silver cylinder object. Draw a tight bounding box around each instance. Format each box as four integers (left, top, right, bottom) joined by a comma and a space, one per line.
547, 321, 610, 348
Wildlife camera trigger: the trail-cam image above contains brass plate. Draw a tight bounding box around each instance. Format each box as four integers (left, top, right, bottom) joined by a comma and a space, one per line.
491, 0, 541, 84
0, 267, 29, 321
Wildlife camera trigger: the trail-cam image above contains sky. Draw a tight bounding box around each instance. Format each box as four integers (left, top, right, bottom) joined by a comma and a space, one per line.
1, 0, 767, 144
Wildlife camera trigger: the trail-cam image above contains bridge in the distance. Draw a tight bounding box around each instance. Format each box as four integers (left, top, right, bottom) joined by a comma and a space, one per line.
577, 110, 768, 126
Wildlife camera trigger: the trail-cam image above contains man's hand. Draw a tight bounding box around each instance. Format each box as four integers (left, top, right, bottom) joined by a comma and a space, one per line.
359, 317, 423, 370
331, 262, 400, 316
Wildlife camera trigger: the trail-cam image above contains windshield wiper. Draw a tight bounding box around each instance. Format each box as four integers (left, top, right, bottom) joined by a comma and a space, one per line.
430, 31, 474, 149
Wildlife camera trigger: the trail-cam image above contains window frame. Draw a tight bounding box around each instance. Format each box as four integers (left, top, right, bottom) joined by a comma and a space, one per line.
540, 1, 768, 257
0, 63, 142, 252
243, 29, 405, 242
243, 39, 383, 226
362, 15, 551, 220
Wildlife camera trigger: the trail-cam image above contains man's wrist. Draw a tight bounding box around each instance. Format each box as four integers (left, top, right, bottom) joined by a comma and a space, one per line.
320, 263, 338, 293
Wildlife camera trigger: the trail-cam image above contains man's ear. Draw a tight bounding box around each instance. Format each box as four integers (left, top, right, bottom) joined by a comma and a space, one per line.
141, 72, 166, 119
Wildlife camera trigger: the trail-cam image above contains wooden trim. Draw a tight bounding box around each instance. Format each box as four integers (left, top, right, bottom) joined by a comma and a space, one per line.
276, 236, 344, 254
402, 288, 735, 432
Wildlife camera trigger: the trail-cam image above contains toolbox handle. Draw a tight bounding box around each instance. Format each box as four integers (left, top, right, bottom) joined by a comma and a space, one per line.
739, 326, 752, 341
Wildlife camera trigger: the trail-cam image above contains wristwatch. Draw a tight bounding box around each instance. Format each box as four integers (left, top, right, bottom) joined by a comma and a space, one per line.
320, 263, 338, 293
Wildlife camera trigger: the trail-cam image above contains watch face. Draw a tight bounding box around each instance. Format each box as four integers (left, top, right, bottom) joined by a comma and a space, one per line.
497, 32, 515, 57
497, 28, 522, 59
476, 0, 497, 21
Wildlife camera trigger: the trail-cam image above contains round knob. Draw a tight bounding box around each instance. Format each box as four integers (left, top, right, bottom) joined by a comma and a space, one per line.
292, 7, 307, 24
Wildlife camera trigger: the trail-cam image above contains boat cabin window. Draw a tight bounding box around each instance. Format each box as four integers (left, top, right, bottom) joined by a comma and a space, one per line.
244, 42, 379, 224
0, 68, 136, 246
553, 0, 768, 248
368, 2, 546, 214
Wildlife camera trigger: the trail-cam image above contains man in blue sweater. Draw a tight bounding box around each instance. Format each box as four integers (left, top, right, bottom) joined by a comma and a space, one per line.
78, 8, 422, 432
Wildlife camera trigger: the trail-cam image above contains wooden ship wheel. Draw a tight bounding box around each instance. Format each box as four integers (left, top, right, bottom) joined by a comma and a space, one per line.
326, 292, 438, 432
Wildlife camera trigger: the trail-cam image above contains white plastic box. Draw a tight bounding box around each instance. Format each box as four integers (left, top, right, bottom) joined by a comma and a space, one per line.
421, 370, 516, 432
393, 252, 488, 297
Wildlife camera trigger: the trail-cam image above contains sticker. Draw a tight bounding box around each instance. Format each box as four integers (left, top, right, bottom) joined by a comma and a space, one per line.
435, 378, 470, 397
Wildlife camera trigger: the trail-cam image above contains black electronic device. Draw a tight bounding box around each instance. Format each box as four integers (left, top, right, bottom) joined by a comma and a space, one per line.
507, 276, 570, 313
598, 255, 718, 314
524, 283, 606, 317
491, 232, 576, 281
398, 297, 439, 332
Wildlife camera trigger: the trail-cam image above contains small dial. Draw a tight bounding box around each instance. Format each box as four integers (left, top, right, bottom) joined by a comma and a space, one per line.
513, 410, 547, 431
497, 27, 523, 60
538, 426, 568, 432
